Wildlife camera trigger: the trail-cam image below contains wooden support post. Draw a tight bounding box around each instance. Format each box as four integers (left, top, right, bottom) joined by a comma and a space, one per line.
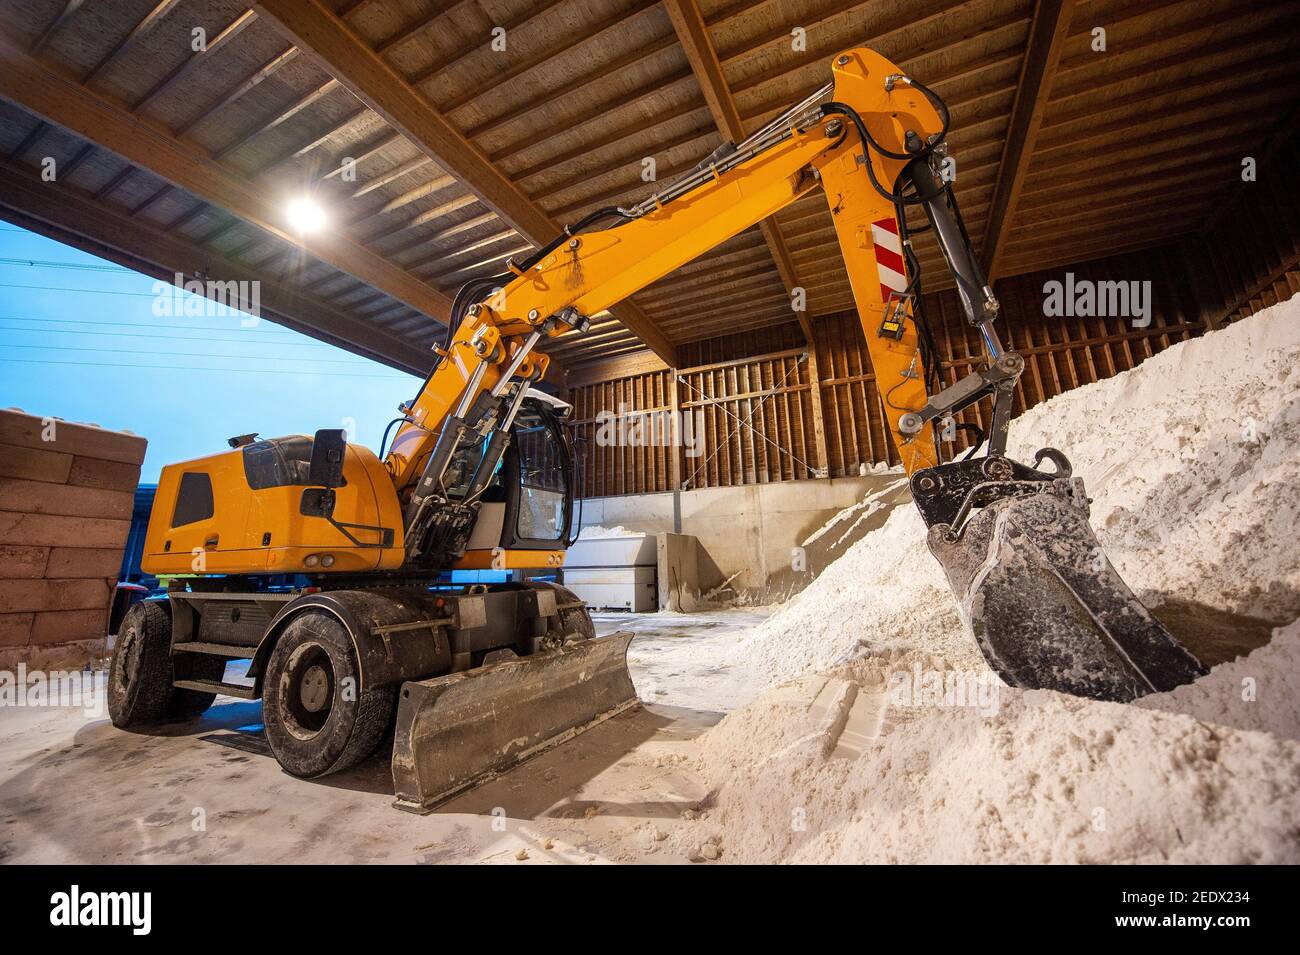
981, 0, 1077, 282
669, 369, 684, 496
803, 335, 831, 479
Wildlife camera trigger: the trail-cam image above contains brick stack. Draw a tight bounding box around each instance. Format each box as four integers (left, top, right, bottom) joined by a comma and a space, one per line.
0, 409, 146, 670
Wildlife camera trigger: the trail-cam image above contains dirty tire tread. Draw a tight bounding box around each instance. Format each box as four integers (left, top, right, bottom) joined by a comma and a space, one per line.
107, 601, 174, 727
334, 679, 396, 775
262, 613, 396, 778
559, 606, 596, 641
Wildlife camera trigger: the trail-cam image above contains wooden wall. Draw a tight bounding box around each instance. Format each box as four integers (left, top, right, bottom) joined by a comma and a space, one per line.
1177, 134, 1300, 328
568, 324, 817, 496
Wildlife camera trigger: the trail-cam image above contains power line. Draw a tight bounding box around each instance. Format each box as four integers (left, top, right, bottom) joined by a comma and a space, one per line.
0, 281, 194, 298
0, 320, 337, 347
0, 326, 334, 348
0, 357, 414, 380
0, 257, 132, 272
0, 314, 319, 337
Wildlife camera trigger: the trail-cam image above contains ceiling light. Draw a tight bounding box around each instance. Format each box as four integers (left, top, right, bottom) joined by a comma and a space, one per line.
286, 197, 326, 233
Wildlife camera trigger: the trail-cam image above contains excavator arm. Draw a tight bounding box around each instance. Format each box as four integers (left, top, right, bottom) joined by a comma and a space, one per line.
386, 46, 1206, 703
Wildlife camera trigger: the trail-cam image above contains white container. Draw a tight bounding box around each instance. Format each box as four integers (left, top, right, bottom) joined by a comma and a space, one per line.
564, 566, 657, 612
565, 533, 657, 569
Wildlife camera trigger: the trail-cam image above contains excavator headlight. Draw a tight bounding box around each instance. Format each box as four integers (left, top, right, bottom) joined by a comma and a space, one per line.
304, 554, 320, 568
320, 554, 335, 568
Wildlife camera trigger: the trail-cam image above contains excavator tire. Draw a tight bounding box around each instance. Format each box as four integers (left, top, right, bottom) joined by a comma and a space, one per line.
262, 611, 397, 778
108, 601, 175, 727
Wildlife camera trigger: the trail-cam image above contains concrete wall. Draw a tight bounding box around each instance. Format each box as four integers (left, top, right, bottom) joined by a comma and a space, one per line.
656, 532, 705, 612
577, 473, 908, 604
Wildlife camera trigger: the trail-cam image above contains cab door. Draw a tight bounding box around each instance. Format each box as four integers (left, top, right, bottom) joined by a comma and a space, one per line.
500, 402, 574, 549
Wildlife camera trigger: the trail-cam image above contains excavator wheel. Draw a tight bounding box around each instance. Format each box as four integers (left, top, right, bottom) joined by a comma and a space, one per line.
108, 601, 176, 727
262, 611, 397, 778
109, 600, 232, 725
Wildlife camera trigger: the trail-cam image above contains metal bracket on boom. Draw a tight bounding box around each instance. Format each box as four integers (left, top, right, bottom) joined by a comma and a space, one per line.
898, 351, 1023, 456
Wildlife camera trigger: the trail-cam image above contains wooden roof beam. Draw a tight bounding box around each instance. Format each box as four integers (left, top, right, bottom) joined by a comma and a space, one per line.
0, 29, 454, 327
980, 0, 1077, 282
31, 0, 85, 54
663, 0, 811, 342
83, 0, 183, 85
253, 0, 678, 368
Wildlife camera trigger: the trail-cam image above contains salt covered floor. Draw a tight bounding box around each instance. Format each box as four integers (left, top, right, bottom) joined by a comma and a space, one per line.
0, 610, 756, 865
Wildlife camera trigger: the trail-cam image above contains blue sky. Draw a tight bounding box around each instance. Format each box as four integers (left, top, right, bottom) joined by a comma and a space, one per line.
0, 225, 423, 482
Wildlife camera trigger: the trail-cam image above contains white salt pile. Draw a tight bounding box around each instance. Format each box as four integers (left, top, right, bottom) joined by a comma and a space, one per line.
800, 476, 906, 549
735, 295, 1300, 688
577, 524, 640, 539
691, 627, 1300, 863
689, 296, 1300, 864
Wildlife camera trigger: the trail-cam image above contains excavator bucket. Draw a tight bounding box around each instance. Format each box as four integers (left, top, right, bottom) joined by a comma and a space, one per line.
390, 631, 638, 813
926, 480, 1207, 702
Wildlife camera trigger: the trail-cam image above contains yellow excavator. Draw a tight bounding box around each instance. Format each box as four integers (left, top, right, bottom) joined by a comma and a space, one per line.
109, 48, 1206, 811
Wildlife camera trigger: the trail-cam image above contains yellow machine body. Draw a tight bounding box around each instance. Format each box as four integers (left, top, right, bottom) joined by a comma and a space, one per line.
141, 441, 405, 576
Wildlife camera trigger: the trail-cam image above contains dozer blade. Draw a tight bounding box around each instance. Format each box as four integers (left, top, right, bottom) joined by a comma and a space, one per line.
390, 631, 638, 813
927, 483, 1207, 702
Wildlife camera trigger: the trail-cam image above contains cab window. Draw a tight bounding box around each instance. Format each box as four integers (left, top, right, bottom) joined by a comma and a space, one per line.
241, 436, 318, 489
171, 471, 214, 527
513, 410, 566, 541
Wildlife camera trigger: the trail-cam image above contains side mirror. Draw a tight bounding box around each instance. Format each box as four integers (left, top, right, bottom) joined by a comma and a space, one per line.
308, 429, 347, 488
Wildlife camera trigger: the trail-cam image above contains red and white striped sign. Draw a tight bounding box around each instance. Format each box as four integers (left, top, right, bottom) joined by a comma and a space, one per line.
871, 217, 908, 303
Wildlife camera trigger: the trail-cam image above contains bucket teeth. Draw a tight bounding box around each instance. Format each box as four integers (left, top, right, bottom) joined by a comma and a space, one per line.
391, 631, 638, 813
928, 484, 1207, 702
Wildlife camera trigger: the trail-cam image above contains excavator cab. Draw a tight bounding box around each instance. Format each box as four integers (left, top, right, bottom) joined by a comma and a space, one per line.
434, 394, 575, 572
